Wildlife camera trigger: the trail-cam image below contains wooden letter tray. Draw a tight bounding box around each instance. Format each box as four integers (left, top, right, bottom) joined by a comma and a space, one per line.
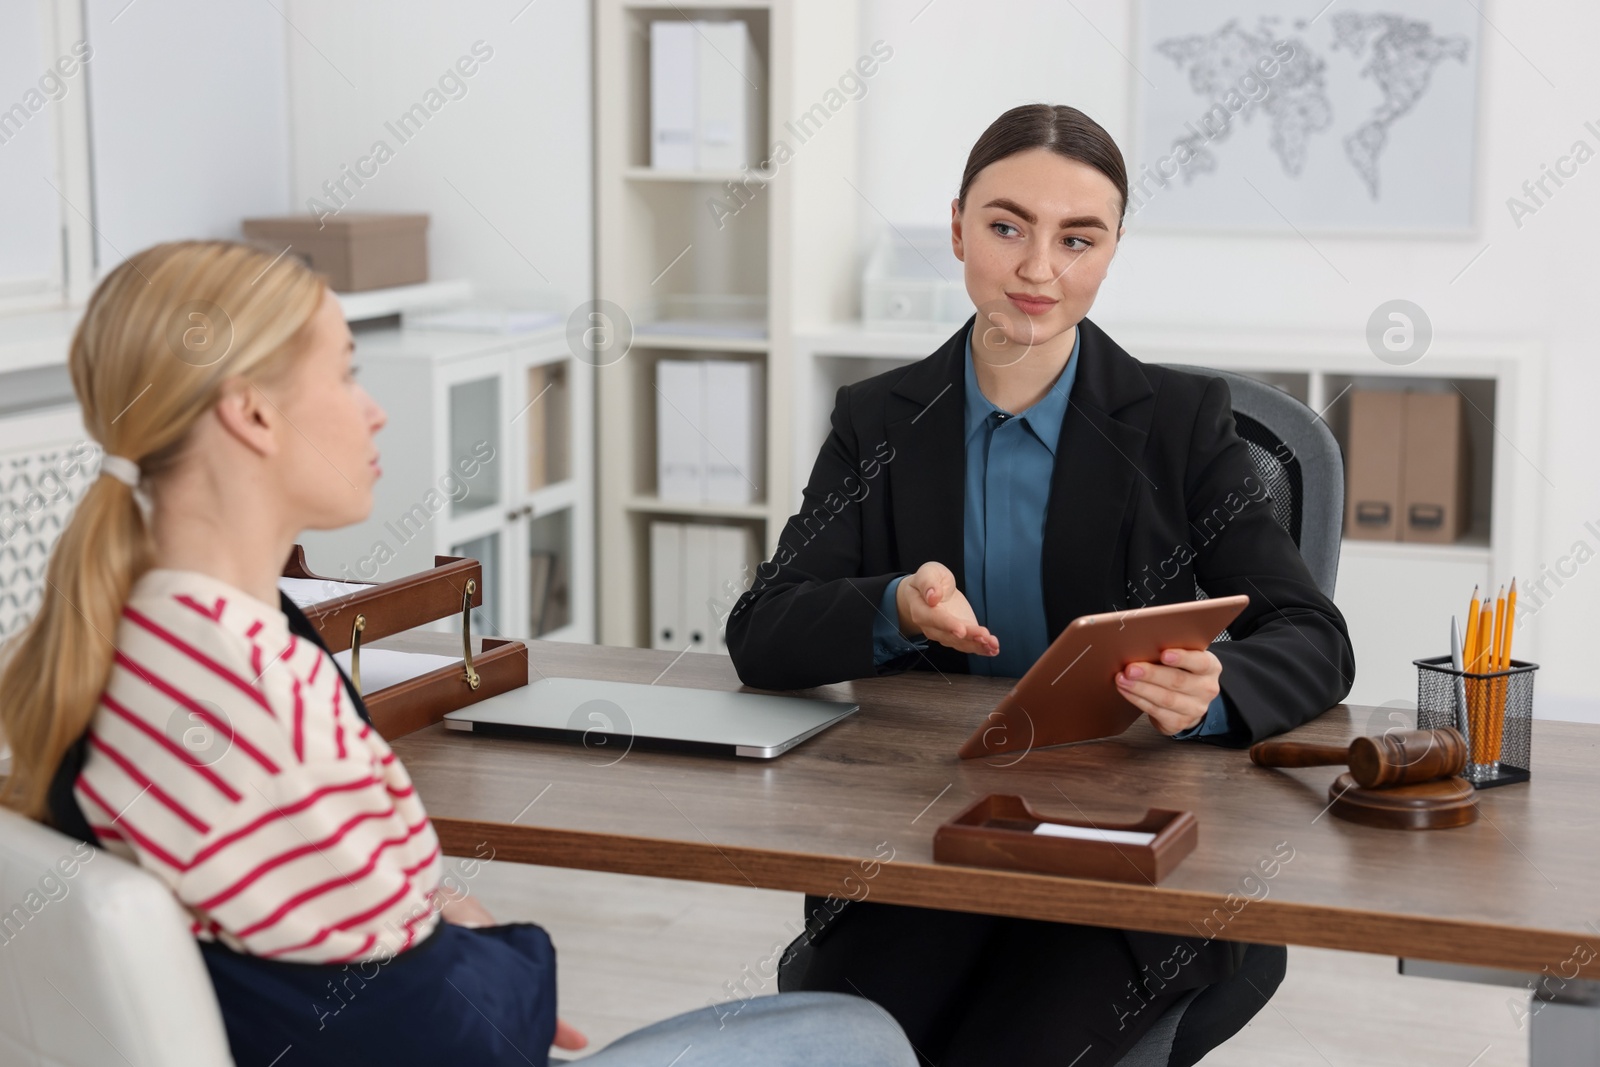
932, 794, 1198, 884
282, 545, 528, 740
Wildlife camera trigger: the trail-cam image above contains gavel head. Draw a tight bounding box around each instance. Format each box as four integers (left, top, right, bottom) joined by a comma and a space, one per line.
1348, 727, 1468, 788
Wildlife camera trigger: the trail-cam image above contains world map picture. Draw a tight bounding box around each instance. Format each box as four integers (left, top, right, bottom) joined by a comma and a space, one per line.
1133, 1, 1480, 232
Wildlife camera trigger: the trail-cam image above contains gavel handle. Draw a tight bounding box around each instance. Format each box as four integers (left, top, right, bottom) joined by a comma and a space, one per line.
1249, 739, 1349, 768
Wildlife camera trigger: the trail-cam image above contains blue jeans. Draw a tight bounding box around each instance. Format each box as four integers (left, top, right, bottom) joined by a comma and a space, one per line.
557, 992, 917, 1066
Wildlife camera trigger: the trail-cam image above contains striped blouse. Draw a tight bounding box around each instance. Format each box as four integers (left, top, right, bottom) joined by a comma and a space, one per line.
73, 567, 444, 964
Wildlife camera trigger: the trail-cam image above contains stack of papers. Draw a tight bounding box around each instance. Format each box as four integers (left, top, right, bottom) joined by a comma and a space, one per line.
332, 648, 461, 692
278, 577, 374, 609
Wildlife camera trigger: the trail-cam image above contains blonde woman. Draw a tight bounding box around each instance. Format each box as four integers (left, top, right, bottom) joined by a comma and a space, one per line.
0, 241, 915, 1067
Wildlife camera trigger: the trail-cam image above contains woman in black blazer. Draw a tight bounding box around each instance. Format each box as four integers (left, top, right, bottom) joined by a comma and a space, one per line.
726, 104, 1355, 1066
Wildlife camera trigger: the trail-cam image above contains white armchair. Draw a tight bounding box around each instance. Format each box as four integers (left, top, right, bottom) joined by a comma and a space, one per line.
0, 806, 235, 1066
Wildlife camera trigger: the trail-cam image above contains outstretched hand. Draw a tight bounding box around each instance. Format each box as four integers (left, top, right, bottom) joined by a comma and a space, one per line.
895, 561, 999, 657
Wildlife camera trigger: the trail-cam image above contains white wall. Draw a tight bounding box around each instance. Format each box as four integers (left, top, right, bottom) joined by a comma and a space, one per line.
83, 0, 292, 270
856, 0, 1600, 720
282, 0, 593, 309
0, 2, 69, 296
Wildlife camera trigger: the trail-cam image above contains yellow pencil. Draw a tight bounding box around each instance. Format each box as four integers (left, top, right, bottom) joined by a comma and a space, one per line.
1491, 585, 1506, 669
1462, 586, 1481, 754
1493, 579, 1517, 759
1463, 586, 1480, 669
1473, 601, 1495, 765
1489, 586, 1506, 764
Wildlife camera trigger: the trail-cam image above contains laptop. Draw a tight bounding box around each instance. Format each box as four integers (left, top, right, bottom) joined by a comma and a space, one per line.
442, 676, 859, 759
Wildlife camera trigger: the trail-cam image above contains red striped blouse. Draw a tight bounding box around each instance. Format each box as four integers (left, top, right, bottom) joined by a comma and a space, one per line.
74, 568, 444, 964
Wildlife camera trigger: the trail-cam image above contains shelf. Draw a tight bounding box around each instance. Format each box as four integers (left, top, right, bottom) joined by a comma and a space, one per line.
800, 322, 1541, 377
356, 324, 562, 362
625, 494, 768, 521
622, 0, 771, 11
335, 279, 472, 323
1340, 539, 1493, 566
633, 331, 771, 352
799, 324, 960, 360
625, 166, 771, 184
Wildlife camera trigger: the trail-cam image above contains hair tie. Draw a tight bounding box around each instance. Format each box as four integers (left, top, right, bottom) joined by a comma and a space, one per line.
99, 454, 141, 488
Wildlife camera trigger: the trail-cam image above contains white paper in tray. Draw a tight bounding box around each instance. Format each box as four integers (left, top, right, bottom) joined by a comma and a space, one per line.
1031, 823, 1156, 847
278, 576, 374, 609
332, 648, 460, 692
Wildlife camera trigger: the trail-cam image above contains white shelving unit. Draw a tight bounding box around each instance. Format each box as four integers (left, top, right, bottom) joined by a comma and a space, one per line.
297, 321, 595, 646
794, 323, 1544, 708
594, 0, 862, 648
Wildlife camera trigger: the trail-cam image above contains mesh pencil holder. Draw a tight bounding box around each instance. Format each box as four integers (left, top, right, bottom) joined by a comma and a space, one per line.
1414, 655, 1538, 788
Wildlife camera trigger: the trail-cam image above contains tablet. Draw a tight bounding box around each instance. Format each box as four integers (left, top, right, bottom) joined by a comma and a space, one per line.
957, 594, 1249, 760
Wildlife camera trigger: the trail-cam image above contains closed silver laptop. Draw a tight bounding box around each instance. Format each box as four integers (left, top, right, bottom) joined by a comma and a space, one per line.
442, 676, 858, 759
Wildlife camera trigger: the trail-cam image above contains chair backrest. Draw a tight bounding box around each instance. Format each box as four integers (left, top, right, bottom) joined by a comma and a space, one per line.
1157, 365, 1344, 600
0, 807, 235, 1067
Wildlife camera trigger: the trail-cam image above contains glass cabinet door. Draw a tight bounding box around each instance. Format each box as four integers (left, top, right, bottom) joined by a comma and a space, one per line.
448, 531, 501, 637
522, 359, 571, 493
448, 376, 501, 518
525, 508, 572, 637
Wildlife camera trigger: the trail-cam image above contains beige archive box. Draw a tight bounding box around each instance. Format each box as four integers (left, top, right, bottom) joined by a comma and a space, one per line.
241, 213, 429, 292
1399, 391, 1471, 543
1344, 390, 1404, 540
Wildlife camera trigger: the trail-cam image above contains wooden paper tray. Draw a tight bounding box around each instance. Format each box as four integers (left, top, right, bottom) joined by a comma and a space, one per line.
932, 794, 1197, 884
282, 546, 528, 741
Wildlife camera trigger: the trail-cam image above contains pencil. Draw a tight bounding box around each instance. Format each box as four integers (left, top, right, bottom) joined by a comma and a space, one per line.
1492, 579, 1517, 760
1463, 586, 1480, 667
1473, 600, 1495, 765
1462, 586, 1481, 757
1464, 584, 1480, 648
1450, 615, 1468, 736
1491, 585, 1506, 672
1489, 586, 1506, 765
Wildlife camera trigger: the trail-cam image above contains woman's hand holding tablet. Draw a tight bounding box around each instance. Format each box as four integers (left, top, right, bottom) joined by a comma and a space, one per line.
1116, 646, 1224, 735
957, 594, 1249, 759
895, 561, 1000, 657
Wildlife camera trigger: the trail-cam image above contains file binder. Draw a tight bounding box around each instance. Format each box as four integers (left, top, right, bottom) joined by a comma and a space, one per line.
650, 21, 697, 169
657, 359, 706, 500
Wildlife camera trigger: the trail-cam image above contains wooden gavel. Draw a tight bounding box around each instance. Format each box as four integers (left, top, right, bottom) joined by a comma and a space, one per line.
1249, 727, 1467, 788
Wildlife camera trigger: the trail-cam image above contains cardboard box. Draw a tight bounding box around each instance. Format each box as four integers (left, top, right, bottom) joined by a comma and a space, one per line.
1344, 390, 1404, 540
1399, 391, 1471, 543
241, 213, 428, 292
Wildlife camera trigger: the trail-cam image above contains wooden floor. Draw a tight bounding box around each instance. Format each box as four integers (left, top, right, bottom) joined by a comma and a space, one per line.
467, 859, 1531, 1065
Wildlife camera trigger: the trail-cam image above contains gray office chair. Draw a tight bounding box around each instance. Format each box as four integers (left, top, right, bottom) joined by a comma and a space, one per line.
776, 366, 1343, 1066
1105, 366, 1343, 1064
1158, 364, 1345, 601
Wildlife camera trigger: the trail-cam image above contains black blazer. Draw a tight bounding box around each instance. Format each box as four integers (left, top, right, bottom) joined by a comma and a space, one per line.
726, 315, 1355, 746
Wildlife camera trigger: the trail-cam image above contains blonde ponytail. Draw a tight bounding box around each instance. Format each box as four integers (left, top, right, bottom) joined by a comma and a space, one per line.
0, 241, 325, 819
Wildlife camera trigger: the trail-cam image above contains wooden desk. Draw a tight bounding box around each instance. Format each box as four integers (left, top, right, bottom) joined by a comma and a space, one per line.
380, 633, 1600, 982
